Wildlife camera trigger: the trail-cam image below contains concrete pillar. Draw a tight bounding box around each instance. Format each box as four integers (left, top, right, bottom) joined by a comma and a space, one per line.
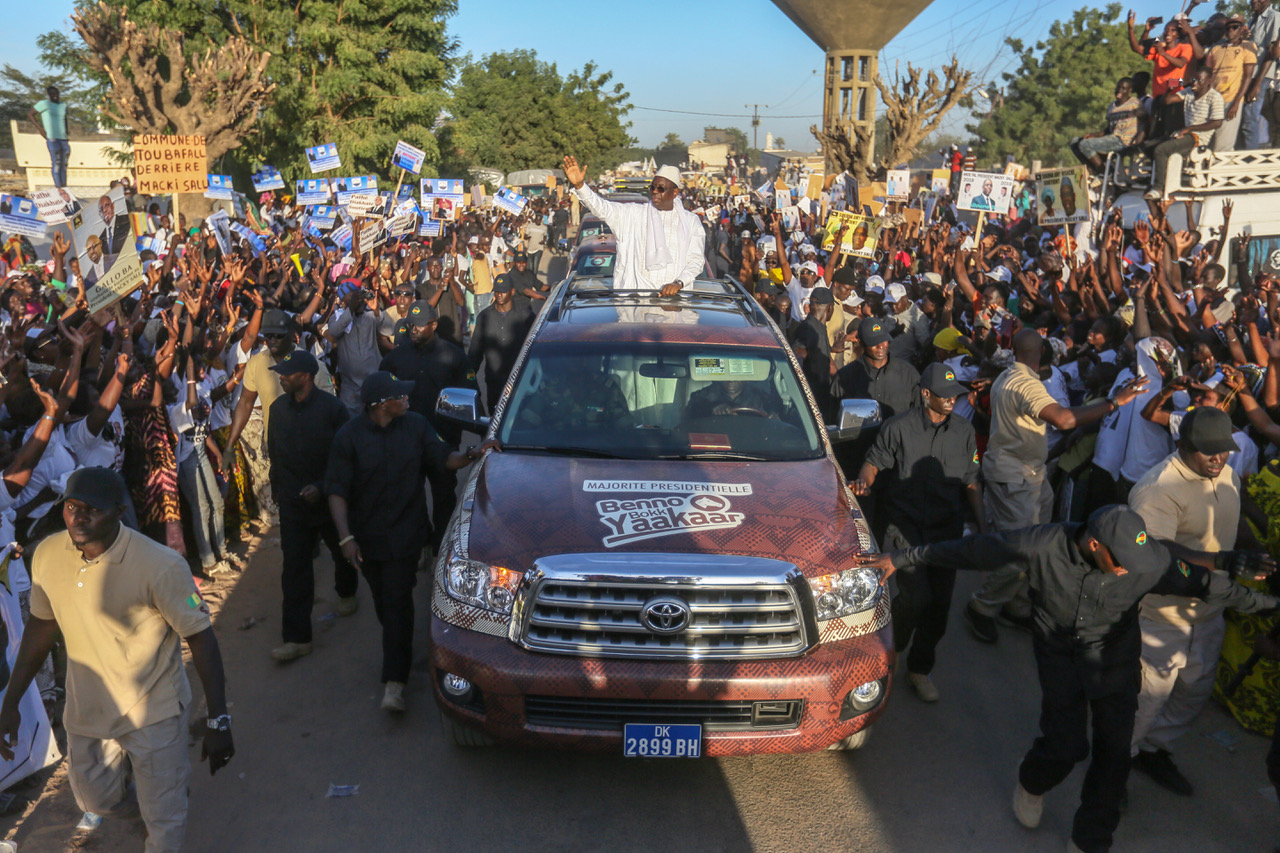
823, 49, 878, 171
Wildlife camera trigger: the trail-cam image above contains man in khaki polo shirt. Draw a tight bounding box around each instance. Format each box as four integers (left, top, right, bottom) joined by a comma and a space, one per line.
0, 468, 234, 853
1128, 407, 1254, 796
966, 330, 1148, 643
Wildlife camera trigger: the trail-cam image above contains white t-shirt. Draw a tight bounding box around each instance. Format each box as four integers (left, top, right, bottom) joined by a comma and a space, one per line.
15, 424, 76, 521
63, 410, 125, 471
202, 369, 233, 431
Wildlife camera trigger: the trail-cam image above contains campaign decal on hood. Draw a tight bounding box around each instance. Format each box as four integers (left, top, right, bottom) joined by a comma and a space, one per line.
583, 480, 752, 548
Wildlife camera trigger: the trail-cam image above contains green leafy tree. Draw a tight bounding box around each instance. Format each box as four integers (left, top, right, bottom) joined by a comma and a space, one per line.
967, 4, 1140, 165
0, 64, 96, 148
705, 126, 748, 152
40, 0, 457, 178
445, 49, 632, 176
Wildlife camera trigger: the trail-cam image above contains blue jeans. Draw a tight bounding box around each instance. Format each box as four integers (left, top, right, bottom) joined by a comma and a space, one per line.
46, 138, 70, 188
1069, 134, 1127, 164
178, 447, 226, 569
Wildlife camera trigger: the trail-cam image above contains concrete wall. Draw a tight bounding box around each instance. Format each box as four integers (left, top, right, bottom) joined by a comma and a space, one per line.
688, 142, 732, 169
11, 120, 132, 195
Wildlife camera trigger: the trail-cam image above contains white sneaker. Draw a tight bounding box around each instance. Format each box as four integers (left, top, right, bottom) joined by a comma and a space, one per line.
1143, 188, 1162, 201
381, 681, 406, 712
1013, 781, 1042, 829
208, 560, 235, 577
908, 672, 940, 702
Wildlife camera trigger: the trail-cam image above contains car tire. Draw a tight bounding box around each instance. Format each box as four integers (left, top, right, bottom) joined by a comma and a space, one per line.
826, 725, 872, 751
439, 710, 494, 747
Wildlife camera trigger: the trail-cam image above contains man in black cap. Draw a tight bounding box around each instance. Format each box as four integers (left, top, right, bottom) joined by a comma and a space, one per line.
325, 372, 499, 713
266, 350, 357, 663
0, 468, 234, 852
469, 273, 535, 416
506, 250, 548, 314
222, 308, 333, 529
791, 286, 839, 422
851, 362, 985, 702
1127, 405, 1252, 795
858, 505, 1278, 853
380, 300, 476, 554
838, 316, 921, 420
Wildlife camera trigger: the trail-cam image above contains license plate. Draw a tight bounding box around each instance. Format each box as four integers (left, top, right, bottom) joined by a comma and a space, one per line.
623, 723, 701, 757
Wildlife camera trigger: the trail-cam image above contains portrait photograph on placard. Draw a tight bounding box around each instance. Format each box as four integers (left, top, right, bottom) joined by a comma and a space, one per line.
955, 171, 1015, 213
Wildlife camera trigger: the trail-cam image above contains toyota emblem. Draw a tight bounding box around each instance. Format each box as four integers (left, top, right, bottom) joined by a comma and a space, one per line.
640, 596, 692, 635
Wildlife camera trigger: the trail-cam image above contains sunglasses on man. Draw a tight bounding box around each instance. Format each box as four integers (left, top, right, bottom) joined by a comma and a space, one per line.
649, 183, 677, 195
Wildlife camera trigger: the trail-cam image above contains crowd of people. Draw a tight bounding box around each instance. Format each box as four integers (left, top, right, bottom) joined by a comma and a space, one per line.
0, 5, 1279, 846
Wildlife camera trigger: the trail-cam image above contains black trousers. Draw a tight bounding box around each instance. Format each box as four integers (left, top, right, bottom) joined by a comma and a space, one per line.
1019, 648, 1137, 853
883, 522, 958, 676
279, 509, 358, 644
362, 556, 418, 684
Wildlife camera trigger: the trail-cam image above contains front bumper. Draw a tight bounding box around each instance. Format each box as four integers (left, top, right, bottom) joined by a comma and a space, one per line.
429, 605, 894, 756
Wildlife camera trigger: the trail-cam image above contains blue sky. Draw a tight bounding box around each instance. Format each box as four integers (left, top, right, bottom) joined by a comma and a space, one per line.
13, 0, 1178, 149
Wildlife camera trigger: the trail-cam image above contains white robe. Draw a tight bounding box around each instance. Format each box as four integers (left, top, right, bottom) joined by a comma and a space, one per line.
571, 185, 706, 290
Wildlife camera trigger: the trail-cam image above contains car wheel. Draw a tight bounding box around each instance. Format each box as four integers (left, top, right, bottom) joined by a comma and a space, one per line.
826, 725, 872, 751
439, 710, 494, 747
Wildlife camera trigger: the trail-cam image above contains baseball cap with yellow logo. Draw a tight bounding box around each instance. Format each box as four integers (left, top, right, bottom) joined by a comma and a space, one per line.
920, 362, 967, 398
1087, 505, 1170, 578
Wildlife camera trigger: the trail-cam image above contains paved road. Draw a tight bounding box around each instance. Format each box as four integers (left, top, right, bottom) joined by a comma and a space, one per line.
6, 539, 1274, 853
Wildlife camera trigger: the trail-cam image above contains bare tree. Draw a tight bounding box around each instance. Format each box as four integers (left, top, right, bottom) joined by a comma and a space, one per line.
74, 2, 274, 164
810, 122, 873, 185
876, 58, 973, 169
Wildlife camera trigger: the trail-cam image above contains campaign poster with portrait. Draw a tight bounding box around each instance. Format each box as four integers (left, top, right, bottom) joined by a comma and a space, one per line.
1037, 168, 1089, 227
306, 205, 337, 230
821, 211, 879, 258
295, 179, 332, 206
493, 186, 528, 216
31, 188, 80, 225
204, 174, 234, 200
391, 140, 427, 175
930, 169, 951, 196
74, 187, 144, 312
956, 171, 1015, 213
334, 176, 379, 206
422, 178, 465, 196
0, 195, 47, 239
306, 143, 341, 173
885, 170, 910, 202
251, 166, 285, 192
424, 194, 459, 221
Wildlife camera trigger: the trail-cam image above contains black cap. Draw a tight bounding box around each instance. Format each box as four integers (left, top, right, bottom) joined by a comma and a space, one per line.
513, 250, 529, 262
406, 300, 438, 326
260, 308, 294, 336
64, 467, 127, 511
920, 362, 967, 398
361, 370, 415, 407
809, 286, 834, 305
493, 273, 515, 293
269, 349, 319, 376
1180, 406, 1237, 456
1087, 505, 1170, 578
859, 316, 892, 347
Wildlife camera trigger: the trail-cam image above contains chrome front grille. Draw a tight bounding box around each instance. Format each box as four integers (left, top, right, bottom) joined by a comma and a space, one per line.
510, 554, 813, 660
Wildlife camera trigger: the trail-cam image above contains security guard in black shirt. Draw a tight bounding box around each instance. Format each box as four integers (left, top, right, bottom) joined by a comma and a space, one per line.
791, 286, 838, 422
325, 371, 498, 714
379, 300, 475, 554
852, 362, 984, 702
265, 350, 356, 663
838, 316, 921, 418
859, 505, 1278, 853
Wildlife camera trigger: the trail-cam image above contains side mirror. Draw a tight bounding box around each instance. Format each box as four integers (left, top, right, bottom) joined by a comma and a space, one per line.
827, 398, 882, 443
436, 388, 491, 433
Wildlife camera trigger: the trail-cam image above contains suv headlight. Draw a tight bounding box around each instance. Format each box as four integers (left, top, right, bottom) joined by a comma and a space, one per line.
807, 567, 881, 621
445, 551, 522, 615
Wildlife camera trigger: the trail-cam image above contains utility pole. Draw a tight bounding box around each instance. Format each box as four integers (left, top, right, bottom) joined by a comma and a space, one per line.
744, 104, 769, 151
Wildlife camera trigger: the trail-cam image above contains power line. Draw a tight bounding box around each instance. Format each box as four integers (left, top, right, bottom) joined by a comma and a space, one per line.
631, 105, 821, 119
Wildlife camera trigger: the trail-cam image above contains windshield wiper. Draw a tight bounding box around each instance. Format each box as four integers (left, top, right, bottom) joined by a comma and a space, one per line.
658, 452, 772, 461
502, 444, 641, 459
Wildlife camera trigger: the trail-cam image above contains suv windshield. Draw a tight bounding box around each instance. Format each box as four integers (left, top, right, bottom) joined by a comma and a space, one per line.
498, 343, 823, 460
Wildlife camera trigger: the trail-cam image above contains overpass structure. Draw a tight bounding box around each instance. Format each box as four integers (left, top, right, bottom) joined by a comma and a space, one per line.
770, 0, 934, 164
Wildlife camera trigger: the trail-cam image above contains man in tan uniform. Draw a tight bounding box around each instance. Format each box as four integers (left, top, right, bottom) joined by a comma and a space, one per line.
0, 468, 234, 852
1128, 407, 1256, 796
966, 329, 1148, 643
